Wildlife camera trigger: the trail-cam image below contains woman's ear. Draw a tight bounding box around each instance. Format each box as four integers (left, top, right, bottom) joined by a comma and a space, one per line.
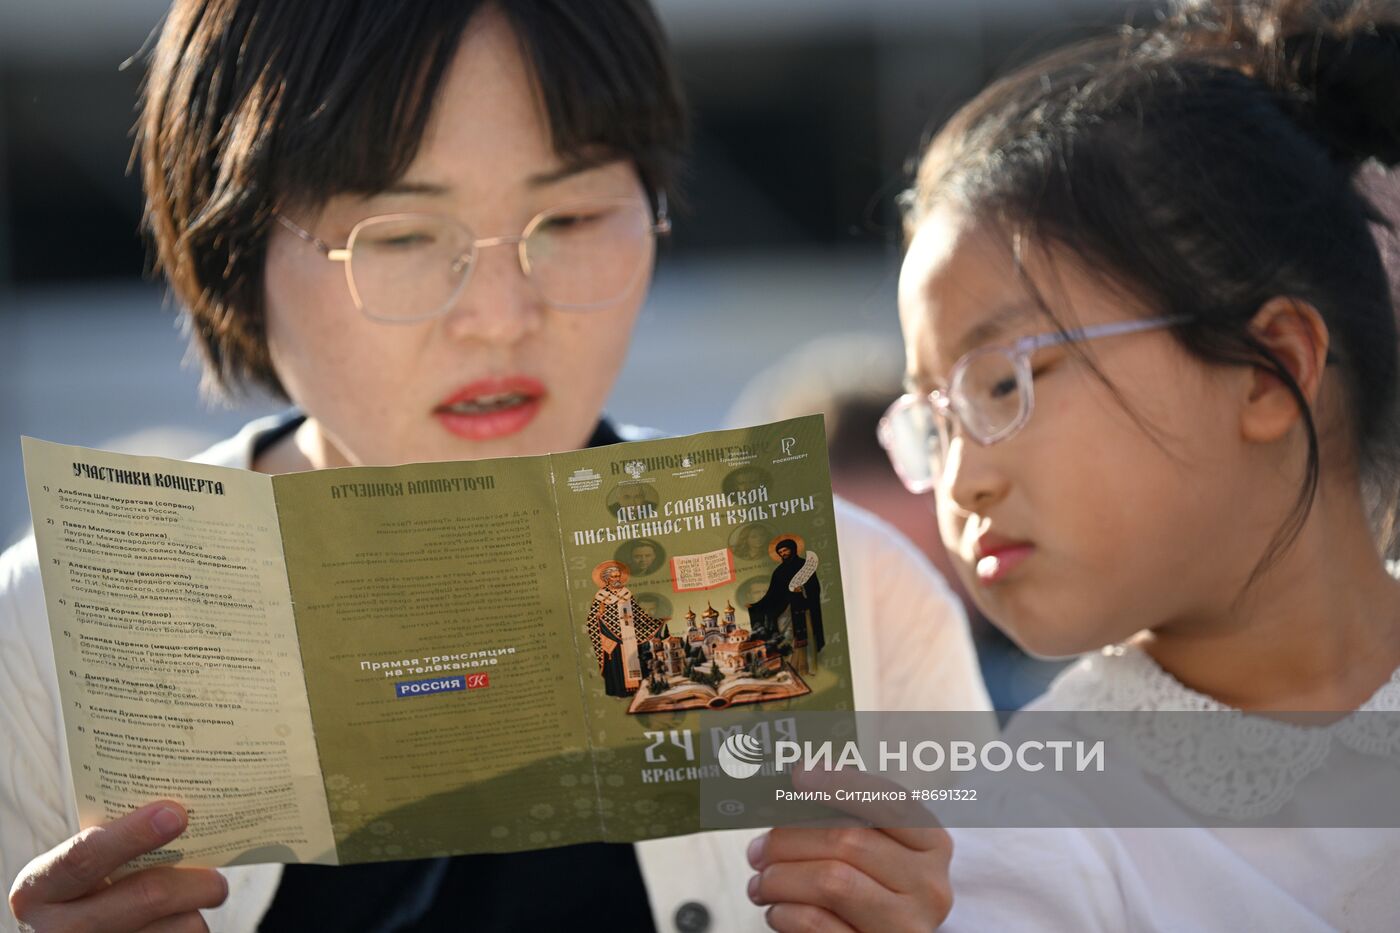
1239, 297, 1330, 444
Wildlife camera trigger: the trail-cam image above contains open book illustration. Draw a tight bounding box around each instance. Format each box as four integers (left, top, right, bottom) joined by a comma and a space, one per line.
22, 415, 852, 869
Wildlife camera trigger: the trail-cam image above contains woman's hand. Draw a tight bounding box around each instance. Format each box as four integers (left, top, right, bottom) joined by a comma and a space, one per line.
745, 772, 953, 932
8, 800, 229, 933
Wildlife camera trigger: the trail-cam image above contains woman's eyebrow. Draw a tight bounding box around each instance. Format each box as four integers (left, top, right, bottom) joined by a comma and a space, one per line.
368, 158, 621, 199
528, 155, 625, 188
371, 179, 451, 198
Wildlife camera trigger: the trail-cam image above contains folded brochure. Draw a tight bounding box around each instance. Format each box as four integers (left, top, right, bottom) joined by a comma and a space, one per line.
21, 415, 852, 868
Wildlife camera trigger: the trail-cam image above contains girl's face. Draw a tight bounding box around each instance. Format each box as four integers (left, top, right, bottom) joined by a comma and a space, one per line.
263, 9, 652, 468
898, 206, 1269, 657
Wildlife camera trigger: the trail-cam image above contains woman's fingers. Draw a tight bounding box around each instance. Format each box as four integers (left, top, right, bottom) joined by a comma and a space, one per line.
744, 770, 957, 933
138, 913, 213, 933
7, 800, 227, 933
793, 766, 952, 853
764, 902, 858, 933
11, 865, 226, 933
750, 858, 905, 932
85, 866, 228, 932
750, 825, 924, 896
10, 801, 188, 911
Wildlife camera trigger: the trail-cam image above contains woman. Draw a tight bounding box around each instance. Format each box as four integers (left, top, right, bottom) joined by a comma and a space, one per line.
1, 2, 988, 930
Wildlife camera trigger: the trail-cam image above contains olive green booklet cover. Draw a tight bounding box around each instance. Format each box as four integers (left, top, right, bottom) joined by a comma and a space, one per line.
22, 416, 853, 868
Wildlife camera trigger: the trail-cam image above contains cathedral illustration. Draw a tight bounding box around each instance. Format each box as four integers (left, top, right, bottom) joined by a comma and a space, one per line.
681, 601, 775, 675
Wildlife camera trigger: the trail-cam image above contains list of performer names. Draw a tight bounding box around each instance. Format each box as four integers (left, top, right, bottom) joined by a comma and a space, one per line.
23, 438, 336, 869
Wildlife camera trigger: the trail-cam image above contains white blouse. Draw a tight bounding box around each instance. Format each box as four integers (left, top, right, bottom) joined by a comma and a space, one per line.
944, 645, 1400, 932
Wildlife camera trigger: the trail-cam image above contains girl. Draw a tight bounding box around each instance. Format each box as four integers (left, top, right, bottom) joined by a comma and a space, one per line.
748, 0, 1400, 929
1, 1, 988, 931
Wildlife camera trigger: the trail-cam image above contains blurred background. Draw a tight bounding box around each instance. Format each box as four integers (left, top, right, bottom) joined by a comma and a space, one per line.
0, 0, 1158, 706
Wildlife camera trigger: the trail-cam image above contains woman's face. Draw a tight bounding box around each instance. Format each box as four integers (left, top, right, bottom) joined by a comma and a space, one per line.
897, 206, 1265, 657
263, 9, 652, 468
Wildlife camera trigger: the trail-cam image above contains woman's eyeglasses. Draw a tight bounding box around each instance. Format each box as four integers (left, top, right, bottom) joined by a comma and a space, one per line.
275, 194, 670, 323
878, 315, 1191, 493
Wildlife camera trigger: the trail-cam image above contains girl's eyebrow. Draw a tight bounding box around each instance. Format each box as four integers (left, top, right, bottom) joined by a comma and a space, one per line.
950, 303, 1036, 359
907, 304, 1038, 390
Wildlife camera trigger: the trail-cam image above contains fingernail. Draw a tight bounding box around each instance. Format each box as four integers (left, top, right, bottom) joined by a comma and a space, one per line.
747, 873, 762, 904
746, 833, 766, 868
151, 805, 184, 837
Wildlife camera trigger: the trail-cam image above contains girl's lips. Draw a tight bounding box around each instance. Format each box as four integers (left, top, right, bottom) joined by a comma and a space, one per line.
433, 376, 546, 441
974, 545, 1035, 585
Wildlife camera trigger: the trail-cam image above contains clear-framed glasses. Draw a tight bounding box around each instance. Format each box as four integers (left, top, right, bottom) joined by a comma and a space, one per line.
275, 194, 670, 323
878, 315, 1192, 493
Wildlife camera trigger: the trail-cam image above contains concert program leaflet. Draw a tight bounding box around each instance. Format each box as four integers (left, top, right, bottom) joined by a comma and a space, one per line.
21, 416, 853, 868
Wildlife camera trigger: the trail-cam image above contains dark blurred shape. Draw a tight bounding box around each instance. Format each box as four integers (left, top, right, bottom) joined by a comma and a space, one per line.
1, 64, 146, 282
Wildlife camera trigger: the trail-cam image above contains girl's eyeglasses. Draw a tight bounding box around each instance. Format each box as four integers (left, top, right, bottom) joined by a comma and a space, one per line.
275, 194, 670, 323
878, 315, 1192, 493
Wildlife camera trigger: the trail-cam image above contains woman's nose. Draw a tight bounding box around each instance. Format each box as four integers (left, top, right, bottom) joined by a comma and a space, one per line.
441, 240, 544, 346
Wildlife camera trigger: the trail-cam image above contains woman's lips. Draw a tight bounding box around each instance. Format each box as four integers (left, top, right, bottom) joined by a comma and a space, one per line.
974, 544, 1035, 585
433, 376, 546, 441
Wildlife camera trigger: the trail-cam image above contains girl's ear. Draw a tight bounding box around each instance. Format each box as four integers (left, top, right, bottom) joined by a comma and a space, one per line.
1240, 297, 1330, 444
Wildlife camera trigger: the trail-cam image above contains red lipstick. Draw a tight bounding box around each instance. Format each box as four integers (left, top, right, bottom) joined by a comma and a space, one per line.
433, 375, 545, 441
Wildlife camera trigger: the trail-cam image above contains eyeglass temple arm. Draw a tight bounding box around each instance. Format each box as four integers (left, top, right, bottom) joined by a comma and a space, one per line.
652, 191, 672, 235
1018, 314, 1194, 353
275, 214, 350, 262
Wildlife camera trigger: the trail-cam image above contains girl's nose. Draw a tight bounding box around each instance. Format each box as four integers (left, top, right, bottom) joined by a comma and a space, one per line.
941, 434, 1011, 515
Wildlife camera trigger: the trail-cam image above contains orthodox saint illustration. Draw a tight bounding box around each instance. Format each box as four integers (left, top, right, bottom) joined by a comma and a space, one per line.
586, 561, 669, 697
745, 536, 824, 673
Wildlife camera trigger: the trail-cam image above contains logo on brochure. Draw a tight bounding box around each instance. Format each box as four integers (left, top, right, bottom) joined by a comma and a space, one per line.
624, 460, 647, 480
671, 454, 704, 479
717, 730, 767, 780
567, 468, 603, 492
772, 436, 808, 465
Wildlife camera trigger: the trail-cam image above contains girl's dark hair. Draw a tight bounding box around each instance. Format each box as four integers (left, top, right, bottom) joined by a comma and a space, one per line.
136, 0, 686, 399
908, 0, 1400, 571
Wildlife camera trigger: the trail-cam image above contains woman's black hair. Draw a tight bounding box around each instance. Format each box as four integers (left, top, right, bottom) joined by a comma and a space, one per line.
136, 0, 686, 399
907, 0, 1400, 575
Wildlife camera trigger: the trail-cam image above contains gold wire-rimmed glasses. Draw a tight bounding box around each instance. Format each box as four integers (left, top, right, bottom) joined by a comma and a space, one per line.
275, 194, 671, 323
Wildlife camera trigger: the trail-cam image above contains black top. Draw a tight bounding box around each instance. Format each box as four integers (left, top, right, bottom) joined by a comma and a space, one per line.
255, 417, 657, 933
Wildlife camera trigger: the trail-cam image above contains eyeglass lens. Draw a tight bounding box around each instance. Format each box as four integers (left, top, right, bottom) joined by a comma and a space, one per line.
886, 347, 1027, 487
345, 200, 656, 320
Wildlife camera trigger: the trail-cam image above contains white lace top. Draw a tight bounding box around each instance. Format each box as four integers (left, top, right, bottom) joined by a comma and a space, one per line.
943, 645, 1400, 932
